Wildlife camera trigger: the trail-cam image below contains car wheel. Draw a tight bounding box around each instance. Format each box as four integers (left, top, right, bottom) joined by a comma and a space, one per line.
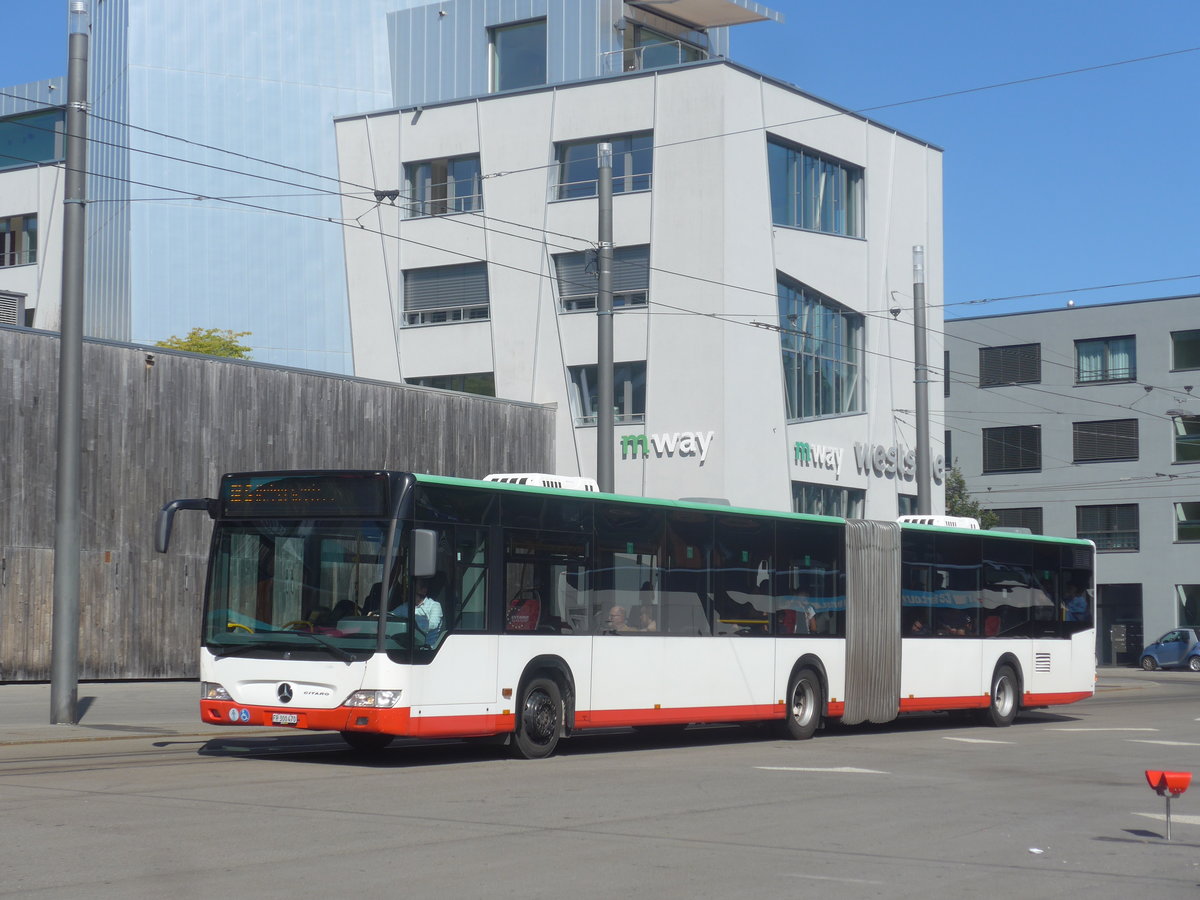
1141, 655, 1158, 671
1188, 657, 1200, 672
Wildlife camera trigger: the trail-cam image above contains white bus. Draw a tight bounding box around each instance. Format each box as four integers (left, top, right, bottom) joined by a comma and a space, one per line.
157, 470, 1096, 758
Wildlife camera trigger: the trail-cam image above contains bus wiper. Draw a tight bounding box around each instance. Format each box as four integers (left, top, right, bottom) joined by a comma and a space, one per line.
210, 632, 356, 662
267, 630, 357, 662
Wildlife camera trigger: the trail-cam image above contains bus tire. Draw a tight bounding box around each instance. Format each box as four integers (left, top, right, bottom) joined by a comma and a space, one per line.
779, 668, 823, 740
340, 731, 394, 751
511, 677, 562, 759
982, 664, 1019, 727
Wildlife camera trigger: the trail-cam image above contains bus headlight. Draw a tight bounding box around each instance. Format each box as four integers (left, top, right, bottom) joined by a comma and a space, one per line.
344, 690, 402, 708
201, 682, 232, 701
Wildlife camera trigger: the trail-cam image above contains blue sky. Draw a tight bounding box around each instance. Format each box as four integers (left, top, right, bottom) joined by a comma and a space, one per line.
3, 1, 1198, 320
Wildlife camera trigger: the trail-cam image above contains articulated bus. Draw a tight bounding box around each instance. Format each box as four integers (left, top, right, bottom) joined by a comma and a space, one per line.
157, 470, 1096, 758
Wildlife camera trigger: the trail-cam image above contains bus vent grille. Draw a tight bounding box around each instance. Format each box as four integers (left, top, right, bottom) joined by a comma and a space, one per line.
1034, 652, 1052, 673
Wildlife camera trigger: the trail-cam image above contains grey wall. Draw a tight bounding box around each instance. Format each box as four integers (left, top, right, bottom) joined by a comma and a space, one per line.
0, 326, 554, 681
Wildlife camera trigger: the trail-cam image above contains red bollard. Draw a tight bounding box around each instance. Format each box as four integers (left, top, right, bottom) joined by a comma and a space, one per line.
1145, 770, 1192, 841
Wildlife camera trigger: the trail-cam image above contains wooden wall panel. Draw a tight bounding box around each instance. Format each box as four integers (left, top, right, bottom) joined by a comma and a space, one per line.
0, 327, 555, 681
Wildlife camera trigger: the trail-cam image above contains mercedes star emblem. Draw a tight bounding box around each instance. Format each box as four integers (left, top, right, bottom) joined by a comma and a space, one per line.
277, 683, 294, 704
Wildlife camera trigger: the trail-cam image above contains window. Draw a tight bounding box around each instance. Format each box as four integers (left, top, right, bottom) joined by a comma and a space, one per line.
1176, 503, 1200, 542
1172, 329, 1200, 371
993, 507, 1043, 534
568, 361, 646, 426
0, 214, 36, 267
898, 495, 918, 516
1072, 419, 1138, 462
792, 482, 864, 519
944, 429, 952, 468
1178, 585, 1200, 625
982, 425, 1041, 473
409, 372, 496, 397
979, 343, 1040, 387
767, 138, 863, 237
0, 108, 64, 172
491, 19, 546, 92
1075, 336, 1135, 383
943, 350, 950, 397
1077, 504, 1139, 551
402, 262, 489, 326
556, 132, 652, 200
778, 275, 863, 420
404, 155, 481, 218
1173, 414, 1200, 463
554, 245, 649, 311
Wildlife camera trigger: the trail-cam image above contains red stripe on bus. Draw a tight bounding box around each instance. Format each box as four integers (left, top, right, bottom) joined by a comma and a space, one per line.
575, 703, 784, 730
1023, 691, 1092, 707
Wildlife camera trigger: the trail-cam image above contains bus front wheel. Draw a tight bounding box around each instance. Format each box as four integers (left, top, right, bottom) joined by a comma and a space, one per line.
779, 668, 823, 740
981, 664, 1019, 727
511, 677, 562, 759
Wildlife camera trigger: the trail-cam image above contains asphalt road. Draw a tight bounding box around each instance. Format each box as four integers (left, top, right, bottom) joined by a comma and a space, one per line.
3, 670, 1200, 899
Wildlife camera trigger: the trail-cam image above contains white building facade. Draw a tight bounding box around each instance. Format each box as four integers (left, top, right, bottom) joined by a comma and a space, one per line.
946, 296, 1200, 661
0, 80, 65, 330
335, 18, 946, 514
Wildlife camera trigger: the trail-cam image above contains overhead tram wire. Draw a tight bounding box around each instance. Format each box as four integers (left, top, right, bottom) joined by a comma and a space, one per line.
9, 44, 1200, 288
0, 88, 597, 255
6, 65, 1199, 319
470, 46, 1200, 181
7, 137, 1188, 430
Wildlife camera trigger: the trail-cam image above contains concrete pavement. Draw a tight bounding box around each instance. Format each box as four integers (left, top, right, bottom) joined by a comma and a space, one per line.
0, 680, 247, 746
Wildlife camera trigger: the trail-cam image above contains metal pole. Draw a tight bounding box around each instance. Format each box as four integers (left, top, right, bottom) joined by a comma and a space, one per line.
596, 143, 614, 493
1165, 794, 1173, 841
51, 2, 90, 725
912, 245, 931, 515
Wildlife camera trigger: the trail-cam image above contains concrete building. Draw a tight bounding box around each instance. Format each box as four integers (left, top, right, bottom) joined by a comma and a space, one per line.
0, 79, 65, 330
335, 0, 946, 513
945, 295, 1200, 662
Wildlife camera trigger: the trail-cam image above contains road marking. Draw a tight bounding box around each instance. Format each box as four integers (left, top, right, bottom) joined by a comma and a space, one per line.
944, 736, 1013, 744
1048, 727, 1159, 732
757, 766, 889, 775
1134, 813, 1200, 826
1128, 739, 1200, 747
785, 874, 886, 885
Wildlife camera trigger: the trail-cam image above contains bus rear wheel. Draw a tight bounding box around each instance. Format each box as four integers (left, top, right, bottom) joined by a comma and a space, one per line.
981, 664, 1019, 727
511, 677, 562, 759
340, 731, 394, 751
778, 668, 822, 740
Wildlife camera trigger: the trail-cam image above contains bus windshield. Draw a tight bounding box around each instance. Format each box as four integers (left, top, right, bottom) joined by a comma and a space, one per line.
204, 519, 403, 658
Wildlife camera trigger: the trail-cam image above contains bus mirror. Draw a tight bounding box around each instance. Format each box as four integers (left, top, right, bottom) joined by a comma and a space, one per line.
411, 528, 437, 578
155, 498, 214, 553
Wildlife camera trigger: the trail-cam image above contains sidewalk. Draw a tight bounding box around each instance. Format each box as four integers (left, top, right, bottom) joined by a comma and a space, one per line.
0, 680, 238, 746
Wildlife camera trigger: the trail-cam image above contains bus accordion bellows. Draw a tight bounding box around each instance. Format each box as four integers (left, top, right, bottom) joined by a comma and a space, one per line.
157, 470, 1096, 758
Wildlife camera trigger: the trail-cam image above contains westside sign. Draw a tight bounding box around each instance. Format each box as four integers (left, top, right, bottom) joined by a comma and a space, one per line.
622, 431, 715, 462
792, 440, 944, 482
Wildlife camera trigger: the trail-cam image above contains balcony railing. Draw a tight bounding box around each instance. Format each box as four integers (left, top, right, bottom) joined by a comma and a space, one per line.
600, 41, 709, 75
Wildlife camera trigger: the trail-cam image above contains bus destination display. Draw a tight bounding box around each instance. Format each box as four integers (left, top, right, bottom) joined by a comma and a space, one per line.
220, 473, 389, 518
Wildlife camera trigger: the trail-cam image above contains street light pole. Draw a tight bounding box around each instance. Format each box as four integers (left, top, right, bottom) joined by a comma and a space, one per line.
596, 142, 614, 493
51, 0, 90, 725
912, 245, 931, 516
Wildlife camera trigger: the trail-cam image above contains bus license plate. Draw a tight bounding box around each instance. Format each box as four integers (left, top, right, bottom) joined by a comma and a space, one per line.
271, 712, 299, 725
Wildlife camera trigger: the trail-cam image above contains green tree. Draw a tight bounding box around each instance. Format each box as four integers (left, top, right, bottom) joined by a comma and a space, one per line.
944, 465, 998, 529
156, 327, 252, 359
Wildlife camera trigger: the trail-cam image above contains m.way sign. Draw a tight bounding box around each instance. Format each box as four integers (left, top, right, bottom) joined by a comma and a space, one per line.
622, 431, 715, 462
